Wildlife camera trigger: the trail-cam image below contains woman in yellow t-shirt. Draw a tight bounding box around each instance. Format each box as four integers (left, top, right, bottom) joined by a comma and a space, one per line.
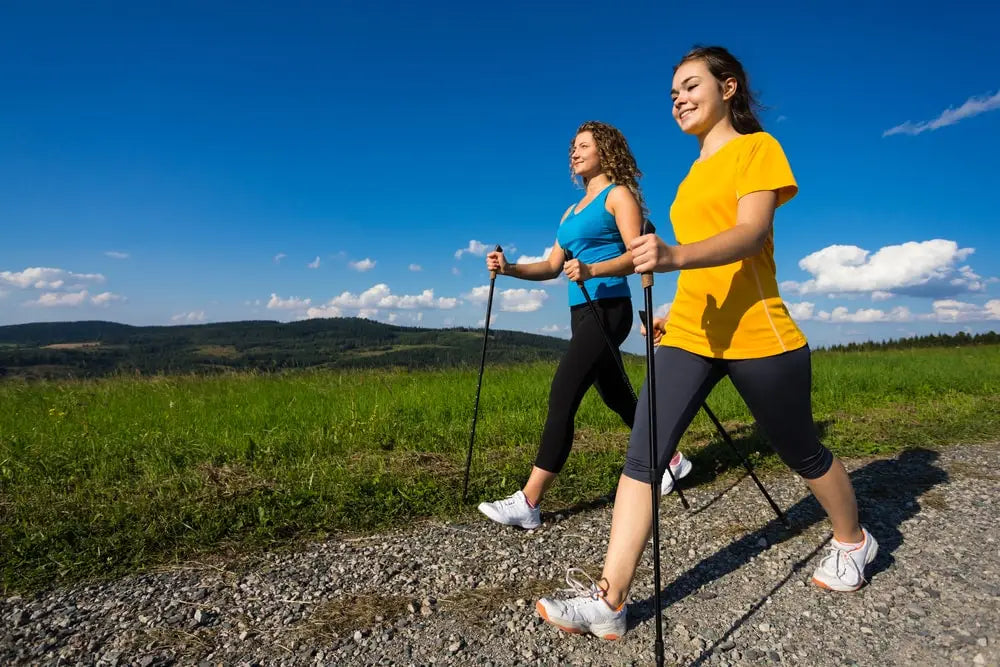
535, 46, 879, 640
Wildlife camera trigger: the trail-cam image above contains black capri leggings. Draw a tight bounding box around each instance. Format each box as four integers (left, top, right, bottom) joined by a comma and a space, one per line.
623, 344, 833, 483
534, 297, 636, 473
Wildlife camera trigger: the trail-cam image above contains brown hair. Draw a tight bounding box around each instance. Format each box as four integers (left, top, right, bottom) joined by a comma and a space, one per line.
569, 121, 648, 220
675, 46, 764, 135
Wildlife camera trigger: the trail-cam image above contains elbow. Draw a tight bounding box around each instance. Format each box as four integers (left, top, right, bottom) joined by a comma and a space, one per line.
746, 235, 768, 258
740, 225, 771, 260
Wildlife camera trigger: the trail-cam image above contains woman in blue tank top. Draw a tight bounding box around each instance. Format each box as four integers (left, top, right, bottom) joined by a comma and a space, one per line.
476, 121, 693, 530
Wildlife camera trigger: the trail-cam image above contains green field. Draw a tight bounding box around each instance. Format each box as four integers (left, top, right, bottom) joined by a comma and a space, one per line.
1, 345, 998, 593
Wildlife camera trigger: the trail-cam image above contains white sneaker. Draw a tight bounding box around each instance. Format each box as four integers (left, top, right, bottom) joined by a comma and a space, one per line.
811, 527, 879, 591
536, 568, 626, 640
660, 450, 693, 495
477, 490, 541, 529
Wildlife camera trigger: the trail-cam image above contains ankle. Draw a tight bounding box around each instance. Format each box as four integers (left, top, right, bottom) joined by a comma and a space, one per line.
522, 491, 540, 509
598, 578, 626, 610
833, 528, 865, 546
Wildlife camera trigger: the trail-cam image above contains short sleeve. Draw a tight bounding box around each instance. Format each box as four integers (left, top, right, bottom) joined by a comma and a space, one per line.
735, 133, 798, 207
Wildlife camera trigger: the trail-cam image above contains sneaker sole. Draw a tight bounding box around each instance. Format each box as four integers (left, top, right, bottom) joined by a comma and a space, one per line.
535, 601, 621, 640
811, 539, 879, 592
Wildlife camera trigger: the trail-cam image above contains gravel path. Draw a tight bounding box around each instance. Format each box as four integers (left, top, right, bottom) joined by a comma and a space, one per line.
3, 442, 998, 666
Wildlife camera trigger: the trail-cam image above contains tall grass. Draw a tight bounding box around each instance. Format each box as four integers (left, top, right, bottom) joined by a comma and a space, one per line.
1, 345, 997, 592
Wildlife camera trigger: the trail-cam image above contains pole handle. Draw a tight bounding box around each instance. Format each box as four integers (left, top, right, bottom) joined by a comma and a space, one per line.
489, 243, 503, 280
639, 219, 656, 289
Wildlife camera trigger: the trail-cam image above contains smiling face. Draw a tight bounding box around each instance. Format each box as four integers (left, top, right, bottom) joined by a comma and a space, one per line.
670, 58, 735, 136
570, 131, 602, 179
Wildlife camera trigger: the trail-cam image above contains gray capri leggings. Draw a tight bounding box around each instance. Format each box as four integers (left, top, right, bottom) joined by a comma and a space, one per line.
623, 344, 833, 484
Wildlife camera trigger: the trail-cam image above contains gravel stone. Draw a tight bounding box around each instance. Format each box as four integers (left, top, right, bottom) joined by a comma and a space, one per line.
1, 442, 998, 666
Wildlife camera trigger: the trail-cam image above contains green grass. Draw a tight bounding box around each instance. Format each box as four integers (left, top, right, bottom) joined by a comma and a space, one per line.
1, 345, 998, 592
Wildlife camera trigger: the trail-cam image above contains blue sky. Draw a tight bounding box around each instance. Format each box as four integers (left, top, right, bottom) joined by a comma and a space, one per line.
2, 1, 999, 353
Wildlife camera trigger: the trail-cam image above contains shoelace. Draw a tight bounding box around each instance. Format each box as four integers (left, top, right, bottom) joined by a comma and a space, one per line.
558, 567, 604, 606
819, 541, 865, 584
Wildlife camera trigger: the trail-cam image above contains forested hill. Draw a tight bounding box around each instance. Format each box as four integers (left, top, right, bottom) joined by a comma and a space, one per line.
0, 318, 572, 379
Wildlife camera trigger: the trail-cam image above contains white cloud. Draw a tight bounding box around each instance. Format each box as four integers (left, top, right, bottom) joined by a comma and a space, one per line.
516, 246, 554, 264
91, 292, 125, 306
328, 283, 458, 310
1, 267, 106, 290
307, 256, 321, 269
171, 311, 206, 323
883, 90, 1000, 137
477, 314, 497, 327
104, 251, 129, 260
267, 293, 312, 310
786, 301, 815, 320
409, 264, 422, 272
451, 267, 461, 276
930, 299, 1000, 322
515, 246, 565, 285
273, 253, 287, 264
782, 240, 988, 298
871, 291, 894, 302
815, 306, 915, 323
454, 240, 490, 260
27, 290, 90, 307
790, 298, 1000, 324
462, 285, 492, 304
386, 311, 424, 324
499, 288, 548, 312
540, 323, 571, 337
304, 305, 343, 319
464, 285, 548, 312
350, 258, 376, 272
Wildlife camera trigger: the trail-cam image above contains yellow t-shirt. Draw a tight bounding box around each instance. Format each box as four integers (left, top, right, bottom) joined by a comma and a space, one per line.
661, 132, 807, 359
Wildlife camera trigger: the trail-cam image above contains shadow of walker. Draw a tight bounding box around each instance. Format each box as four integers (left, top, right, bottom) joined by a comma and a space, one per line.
626, 447, 948, 663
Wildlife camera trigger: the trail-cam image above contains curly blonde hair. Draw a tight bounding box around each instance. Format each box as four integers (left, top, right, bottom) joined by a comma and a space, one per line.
569, 120, 649, 221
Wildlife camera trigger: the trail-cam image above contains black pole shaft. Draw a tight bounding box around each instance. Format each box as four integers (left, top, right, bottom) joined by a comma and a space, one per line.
462, 245, 502, 502
572, 275, 688, 509
701, 403, 788, 526
642, 275, 665, 667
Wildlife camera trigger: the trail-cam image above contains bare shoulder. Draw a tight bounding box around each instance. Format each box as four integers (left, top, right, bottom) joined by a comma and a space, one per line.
605, 184, 637, 211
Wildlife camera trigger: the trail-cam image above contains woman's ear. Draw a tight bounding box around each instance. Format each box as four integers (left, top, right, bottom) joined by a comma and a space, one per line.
721, 76, 738, 102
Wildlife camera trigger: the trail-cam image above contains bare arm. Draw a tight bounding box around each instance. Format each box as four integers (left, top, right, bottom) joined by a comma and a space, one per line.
500, 242, 564, 280
630, 190, 777, 273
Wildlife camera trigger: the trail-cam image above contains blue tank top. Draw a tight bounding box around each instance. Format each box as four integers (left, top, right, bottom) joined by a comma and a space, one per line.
556, 183, 632, 307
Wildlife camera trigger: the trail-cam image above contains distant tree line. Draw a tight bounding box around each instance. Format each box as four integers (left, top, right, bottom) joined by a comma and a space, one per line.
0, 318, 572, 380
1, 319, 996, 380
819, 330, 999, 353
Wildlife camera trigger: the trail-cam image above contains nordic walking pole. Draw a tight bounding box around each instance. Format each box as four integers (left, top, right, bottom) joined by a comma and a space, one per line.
563, 249, 688, 510
639, 307, 786, 524
462, 244, 502, 502
700, 404, 788, 526
639, 220, 665, 667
